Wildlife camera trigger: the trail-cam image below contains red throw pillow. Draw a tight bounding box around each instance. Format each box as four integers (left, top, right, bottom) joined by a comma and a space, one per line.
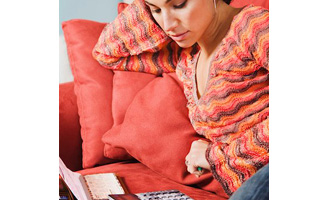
104, 71, 156, 160
102, 73, 228, 198
112, 71, 156, 126
62, 19, 116, 168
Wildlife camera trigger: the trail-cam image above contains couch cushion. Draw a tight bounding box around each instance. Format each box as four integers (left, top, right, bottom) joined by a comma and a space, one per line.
103, 71, 157, 160
62, 19, 116, 168
78, 161, 227, 200
102, 73, 228, 198
112, 71, 156, 126
59, 82, 82, 171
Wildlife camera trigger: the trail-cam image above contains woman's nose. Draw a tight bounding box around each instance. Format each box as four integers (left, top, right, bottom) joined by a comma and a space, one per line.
162, 12, 178, 33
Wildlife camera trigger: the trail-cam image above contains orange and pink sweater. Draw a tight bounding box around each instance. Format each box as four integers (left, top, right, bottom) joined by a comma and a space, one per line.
93, 0, 269, 196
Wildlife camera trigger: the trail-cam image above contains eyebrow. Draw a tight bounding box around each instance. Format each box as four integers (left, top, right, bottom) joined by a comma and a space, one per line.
145, 0, 172, 7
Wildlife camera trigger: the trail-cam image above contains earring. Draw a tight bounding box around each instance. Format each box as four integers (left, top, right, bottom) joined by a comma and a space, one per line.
214, 0, 217, 10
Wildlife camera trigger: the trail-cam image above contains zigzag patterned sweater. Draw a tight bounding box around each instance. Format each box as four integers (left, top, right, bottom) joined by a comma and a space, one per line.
93, 0, 269, 196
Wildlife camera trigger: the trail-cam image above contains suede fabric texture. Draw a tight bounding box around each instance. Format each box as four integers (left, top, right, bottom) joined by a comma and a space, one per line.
59, 82, 82, 171
102, 73, 228, 198
104, 71, 157, 160
78, 161, 227, 200
62, 19, 116, 168
112, 71, 157, 126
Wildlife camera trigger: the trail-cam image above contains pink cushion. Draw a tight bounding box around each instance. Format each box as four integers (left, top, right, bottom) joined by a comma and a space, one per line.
78, 161, 227, 200
102, 73, 228, 198
112, 71, 156, 126
104, 71, 156, 160
62, 19, 116, 168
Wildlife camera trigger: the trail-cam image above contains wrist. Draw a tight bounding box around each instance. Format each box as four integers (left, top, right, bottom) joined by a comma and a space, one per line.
204, 143, 213, 170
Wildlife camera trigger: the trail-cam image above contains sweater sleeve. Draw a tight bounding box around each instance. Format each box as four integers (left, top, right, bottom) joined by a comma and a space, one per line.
205, 118, 269, 196
92, 0, 181, 75
233, 6, 269, 74
239, 6, 269, 72
93, 39, 180, 75
252, 10, 269, 71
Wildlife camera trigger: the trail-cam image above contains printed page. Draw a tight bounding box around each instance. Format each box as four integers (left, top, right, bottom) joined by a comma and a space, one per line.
84, 173, 125, 200
59, 158, 92, 200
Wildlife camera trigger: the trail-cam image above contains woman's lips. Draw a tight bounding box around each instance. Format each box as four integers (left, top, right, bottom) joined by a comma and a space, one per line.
169, 31, 189, 41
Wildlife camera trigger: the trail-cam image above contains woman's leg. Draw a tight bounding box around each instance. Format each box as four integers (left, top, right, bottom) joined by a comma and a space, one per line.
229, 164, 269, 200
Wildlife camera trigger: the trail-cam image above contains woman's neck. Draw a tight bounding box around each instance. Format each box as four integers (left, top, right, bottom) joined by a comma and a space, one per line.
197, 1, 242, 58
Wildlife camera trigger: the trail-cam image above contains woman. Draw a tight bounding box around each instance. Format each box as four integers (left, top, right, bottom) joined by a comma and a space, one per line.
144, 0, 269, 196
93, 0, 269, 197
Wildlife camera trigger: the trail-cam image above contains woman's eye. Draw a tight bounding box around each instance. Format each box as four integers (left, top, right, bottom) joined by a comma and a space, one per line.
174, 0, 187, 9
152, 8, 161, 13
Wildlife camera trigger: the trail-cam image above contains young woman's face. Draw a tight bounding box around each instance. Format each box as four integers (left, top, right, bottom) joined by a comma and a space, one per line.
145, 0, 216, 48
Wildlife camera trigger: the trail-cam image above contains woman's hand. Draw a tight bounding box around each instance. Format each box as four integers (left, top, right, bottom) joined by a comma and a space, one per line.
185, 139, 211, 177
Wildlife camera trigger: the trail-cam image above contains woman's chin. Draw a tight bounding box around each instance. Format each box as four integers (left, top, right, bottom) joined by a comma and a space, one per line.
174, 40, 195, 48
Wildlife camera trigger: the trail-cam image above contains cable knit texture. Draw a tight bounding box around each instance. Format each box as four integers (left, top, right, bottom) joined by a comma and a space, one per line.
93, 0, 269, 196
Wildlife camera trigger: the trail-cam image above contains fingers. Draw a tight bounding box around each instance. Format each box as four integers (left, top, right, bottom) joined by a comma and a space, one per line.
185, 157, 204, 178
186, 162, 197, 173
194, 170, 204, 178
195, 139, 209, 144
185, 139, 211, 178
187, 164, 203, 177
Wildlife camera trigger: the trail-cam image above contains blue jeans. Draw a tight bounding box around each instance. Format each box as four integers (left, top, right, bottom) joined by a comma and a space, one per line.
229, 164, 269, 200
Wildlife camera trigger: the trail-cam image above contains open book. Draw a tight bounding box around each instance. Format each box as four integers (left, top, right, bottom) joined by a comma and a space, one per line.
59, 158, 126, 200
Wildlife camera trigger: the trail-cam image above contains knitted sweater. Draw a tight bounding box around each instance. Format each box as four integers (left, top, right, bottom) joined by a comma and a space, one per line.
92, 0, 181, 75
176, 6, 269, 195
93, 0, 269, 196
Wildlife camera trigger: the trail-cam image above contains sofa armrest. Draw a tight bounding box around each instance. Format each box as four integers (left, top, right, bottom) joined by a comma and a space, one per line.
59, 82, 83, 171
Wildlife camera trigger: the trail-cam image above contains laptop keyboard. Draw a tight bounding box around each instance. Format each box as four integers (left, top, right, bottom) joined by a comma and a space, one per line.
136, 190, 192, 200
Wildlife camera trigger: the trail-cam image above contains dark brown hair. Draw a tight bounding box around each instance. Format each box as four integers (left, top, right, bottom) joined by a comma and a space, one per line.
223, 0, 232, 5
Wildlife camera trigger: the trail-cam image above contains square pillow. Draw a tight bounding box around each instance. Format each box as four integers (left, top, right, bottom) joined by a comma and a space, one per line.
62, 19, 116, 168
112, 71, 156, 126
102, 73, 228, 198
103, 71, 157, 160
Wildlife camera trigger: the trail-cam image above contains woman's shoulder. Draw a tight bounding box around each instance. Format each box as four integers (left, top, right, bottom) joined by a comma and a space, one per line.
232, 4, 269, 29
238, 4, 269, 18
227, 4, 268, 44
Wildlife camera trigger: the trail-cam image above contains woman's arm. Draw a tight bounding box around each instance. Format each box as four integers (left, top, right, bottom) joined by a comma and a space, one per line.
91, 0, 182, 75
206, 118, 269, 196
185, 118, 269, 196
93, 40, 179, 75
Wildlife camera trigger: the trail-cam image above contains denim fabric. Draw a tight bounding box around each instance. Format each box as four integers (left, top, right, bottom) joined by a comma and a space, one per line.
229, 164, 269, 200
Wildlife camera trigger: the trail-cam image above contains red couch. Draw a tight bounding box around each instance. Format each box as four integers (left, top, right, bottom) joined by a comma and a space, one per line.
59, 1, 269, 199
59, 80, 228, 200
